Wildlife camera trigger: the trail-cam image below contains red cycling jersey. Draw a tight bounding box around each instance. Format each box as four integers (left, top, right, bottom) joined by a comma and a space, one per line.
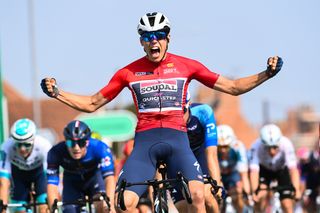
100, 53, 219, 132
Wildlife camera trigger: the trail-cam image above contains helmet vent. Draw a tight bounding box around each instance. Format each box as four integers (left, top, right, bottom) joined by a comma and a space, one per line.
149, 17, 155, 27
140, 19, 145, 26
160, 15, 165, 24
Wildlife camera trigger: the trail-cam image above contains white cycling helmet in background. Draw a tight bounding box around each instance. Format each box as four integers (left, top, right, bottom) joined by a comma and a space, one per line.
217, 125, 236, 146
137, 12, 171, 35
260, 124, 282, 146
10, 118, 36, 143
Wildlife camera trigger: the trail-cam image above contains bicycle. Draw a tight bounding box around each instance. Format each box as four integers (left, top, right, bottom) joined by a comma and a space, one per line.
0, 182, 48, 213
117, 161, 192, 213
51, 192, 110, 213
0, 199, 47, 213
256, 181, 295, 213
203, 174, 226, 200
300, 189, 320, 213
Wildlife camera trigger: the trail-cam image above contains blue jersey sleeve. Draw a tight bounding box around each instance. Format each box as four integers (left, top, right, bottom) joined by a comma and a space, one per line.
95, 140, 115, 178
191, 104, 218, 148
46, 145, 61, 185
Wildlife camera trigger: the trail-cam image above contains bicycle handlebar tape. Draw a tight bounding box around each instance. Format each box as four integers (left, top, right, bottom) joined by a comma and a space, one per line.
266, 57, 283, 78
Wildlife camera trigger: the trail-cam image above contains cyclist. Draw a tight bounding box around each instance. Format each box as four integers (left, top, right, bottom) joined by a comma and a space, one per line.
41, 11, 283, 213
117, 139, 152, 213
47, 120, 115, 213
169, 91, 222, 213
115, 139, 134, 178
249, 124, 301, 213
299, 142, 320, 212
0, 118, 51, 213
217, 124, 251, 213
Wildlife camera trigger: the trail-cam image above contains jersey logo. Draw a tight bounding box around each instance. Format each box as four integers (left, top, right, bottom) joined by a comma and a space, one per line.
135, 71, 154, 76
206, 123, 216, 133
166, 63, 174, 67
47, 168, 58, 176
188, 124, 198, 131
140, 80, 178, 94
101, 156, 111, 167
194, 161, 200, 172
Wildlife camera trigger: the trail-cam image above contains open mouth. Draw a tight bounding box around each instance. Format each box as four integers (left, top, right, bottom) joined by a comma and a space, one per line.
150, 47, 160, 55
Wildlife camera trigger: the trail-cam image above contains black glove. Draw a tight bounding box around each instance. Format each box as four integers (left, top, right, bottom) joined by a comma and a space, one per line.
41, 78, 59, 98
266, 57, 283, 78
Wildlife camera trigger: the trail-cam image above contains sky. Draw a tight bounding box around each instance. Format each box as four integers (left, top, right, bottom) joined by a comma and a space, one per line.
0, 0, 319, 126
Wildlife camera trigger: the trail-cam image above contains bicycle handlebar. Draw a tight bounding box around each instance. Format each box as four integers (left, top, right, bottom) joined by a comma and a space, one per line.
0, 199, 47, 212
203, 175, 226, 199
51, 192, 110, 213
255, 184, 295, 194
117, 171, 192, 211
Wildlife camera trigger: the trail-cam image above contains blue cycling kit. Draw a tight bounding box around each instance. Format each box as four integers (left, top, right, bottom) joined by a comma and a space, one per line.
219, 148, 241, 189
187, 103, 218, 151
171, 103, 218, 203
47, 138, 114, 207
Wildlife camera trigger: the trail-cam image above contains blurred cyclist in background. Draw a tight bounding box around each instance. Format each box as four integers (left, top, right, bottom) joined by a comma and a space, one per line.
299, 141, 320, 213
47, 120, 115, 213
115, 139, 134, 178
217, 124, 251, 213
116, 139, 152, 213
41, 11, 284, 213
296, 147, 310, 191
249, 124, 300, 213
169, 91, 222, 213
0, 118, 51, 213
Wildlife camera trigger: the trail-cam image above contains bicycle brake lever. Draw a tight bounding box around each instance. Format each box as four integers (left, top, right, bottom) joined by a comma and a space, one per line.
118, 179, 127, 211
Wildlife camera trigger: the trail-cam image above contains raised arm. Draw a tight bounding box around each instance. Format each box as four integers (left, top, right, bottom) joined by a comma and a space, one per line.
213, 56, 283, 96
41, 78, 108, 112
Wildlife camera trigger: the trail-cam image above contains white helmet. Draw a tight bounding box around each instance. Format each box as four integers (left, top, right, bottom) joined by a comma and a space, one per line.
217, 125, 236, 146
260, 124, 282, 146
137, 12, 171, 35
10, 118, 36, 143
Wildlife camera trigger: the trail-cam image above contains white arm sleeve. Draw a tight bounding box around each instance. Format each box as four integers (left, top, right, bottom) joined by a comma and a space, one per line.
235, 141, 249, 172
0, 140, 12, 178
37, 136, 53, 171
282, 137, 297, 169
249, 140, 260, 171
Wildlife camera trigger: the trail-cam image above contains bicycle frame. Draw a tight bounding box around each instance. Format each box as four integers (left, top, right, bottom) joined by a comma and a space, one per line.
117, 171, 192, 213
51, 193, 110, 213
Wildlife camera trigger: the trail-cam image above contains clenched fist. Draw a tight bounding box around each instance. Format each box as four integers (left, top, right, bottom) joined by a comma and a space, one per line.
266, 56, 283, 78
40, 78, 59, 98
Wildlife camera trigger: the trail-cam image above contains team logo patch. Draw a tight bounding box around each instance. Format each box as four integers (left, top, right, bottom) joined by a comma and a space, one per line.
140, 80, 178, 94
166, 63, 174, 67
101, 156, 111, 167
135, 71, 153, 76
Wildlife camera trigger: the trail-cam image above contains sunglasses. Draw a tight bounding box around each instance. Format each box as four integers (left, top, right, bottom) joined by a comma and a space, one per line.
267, 145, 279, 150
141, 31, 167, 42
15, 143, 33, 149
218, 145, 230, 149
66, 139, 87, 148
